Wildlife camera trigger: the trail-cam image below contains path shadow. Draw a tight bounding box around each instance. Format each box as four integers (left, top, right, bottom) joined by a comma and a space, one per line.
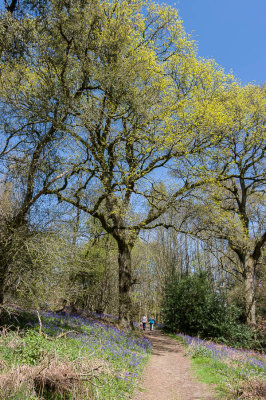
144, 330, 183, 356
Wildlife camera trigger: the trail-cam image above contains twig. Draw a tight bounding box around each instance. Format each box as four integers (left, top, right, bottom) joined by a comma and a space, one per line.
79, 365, 103, 376
36, 311, 43, 335
55, 330, 79, 339
36, 311, 79, 340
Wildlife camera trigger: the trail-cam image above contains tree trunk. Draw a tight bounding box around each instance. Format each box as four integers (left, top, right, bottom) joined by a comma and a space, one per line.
244, 256, 256, 325
117, 241, 133, 329
0, 266, 5, 307
0, 250, 9, 324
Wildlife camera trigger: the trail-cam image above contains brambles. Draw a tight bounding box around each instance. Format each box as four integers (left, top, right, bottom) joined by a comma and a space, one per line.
235, 377, 266, 400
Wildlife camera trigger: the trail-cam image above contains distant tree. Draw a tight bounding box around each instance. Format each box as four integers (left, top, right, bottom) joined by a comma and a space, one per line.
0, 1, 75, 316
66, 226, 119, 314
174, 85, 266, 325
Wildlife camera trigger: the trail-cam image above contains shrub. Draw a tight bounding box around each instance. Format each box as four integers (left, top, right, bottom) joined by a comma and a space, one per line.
162, 272, 226, 337
162, 272, 262, 349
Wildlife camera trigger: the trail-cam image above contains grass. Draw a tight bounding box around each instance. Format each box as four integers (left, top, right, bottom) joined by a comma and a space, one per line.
191, 357, 225, 384
172, 333, 266, 399
0, 311, 152, 399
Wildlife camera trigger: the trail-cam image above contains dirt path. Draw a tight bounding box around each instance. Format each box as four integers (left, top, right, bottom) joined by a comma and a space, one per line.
132, 330, 216, 400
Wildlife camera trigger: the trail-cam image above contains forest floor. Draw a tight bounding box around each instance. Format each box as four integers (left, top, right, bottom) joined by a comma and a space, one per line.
132, 329, 216, 400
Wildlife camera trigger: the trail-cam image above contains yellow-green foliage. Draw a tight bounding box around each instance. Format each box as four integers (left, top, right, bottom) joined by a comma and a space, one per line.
0, 0, 234, 150
1, 0, 264, 249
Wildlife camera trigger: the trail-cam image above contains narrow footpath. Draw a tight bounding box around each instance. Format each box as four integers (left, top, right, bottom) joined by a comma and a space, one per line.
132, 330, 216, 400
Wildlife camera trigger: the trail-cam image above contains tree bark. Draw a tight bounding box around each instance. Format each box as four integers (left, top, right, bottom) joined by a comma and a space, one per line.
0, 245, 10, 324
0, 265, 6, 307
5, 0, 19, 14
117, 241, 133, 329
244, 256, 256, 325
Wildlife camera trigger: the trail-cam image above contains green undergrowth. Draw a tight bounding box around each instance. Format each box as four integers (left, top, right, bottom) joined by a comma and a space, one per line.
170, 333, 266, 399
0, 311, 152, 399
191, 356, 231, 398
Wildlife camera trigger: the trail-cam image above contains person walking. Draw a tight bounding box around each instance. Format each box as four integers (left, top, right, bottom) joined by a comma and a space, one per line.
141, 315, 147, 331
149, 316, 155, 331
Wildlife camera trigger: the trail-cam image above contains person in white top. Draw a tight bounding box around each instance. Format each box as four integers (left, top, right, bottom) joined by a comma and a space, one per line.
141, 315, 147, 331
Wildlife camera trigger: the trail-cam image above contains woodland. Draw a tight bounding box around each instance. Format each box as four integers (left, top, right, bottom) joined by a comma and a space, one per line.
0, 0, 265, 346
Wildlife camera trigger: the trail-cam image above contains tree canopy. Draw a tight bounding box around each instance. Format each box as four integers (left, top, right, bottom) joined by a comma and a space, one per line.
0, 0, 264, 328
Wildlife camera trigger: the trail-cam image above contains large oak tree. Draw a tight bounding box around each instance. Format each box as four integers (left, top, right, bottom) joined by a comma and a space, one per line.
43, 0, 232, 327
1, 0, 234, 327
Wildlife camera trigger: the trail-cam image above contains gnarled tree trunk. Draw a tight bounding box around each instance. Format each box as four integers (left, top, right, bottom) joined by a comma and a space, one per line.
117, 240, 134, 329
244, 256, 256, 325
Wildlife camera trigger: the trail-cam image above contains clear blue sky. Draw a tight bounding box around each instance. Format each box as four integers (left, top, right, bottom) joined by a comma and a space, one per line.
162, 0, 266, 85
1, 0, 265, 85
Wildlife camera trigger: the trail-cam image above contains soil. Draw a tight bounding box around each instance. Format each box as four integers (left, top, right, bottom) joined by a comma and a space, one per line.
132, 330, 216, 400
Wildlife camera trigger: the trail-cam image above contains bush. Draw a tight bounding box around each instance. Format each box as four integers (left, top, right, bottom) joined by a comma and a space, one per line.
162, 272, 262, 349
162, 272, 225, 337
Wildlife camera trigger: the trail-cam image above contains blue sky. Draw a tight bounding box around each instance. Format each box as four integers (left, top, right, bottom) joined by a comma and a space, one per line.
163, 0, 266, 85
1, 0, 265, 85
